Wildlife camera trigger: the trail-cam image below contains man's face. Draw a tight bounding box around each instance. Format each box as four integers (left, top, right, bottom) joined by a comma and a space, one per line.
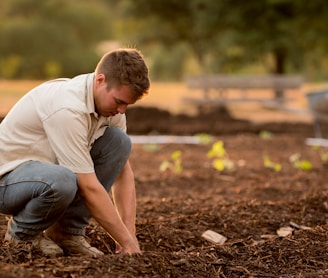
94, 74, 136, 117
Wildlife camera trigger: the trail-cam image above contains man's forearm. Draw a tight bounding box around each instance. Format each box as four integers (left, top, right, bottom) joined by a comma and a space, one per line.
112, 161, 137, 234
76, 172, 140, 254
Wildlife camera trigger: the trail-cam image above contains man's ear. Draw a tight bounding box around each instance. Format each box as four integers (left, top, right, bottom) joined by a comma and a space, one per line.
95, 73, 106, 85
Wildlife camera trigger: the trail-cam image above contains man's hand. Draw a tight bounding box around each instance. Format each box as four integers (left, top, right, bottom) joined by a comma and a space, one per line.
115, 235, 140, 254
76, 172, 140, 254
111, 161, 140, 255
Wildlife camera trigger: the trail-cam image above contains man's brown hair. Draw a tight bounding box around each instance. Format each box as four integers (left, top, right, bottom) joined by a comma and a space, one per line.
95, 48, 150, 100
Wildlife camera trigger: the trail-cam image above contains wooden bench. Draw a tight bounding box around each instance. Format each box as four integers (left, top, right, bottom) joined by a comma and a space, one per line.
184, 74, 303, 110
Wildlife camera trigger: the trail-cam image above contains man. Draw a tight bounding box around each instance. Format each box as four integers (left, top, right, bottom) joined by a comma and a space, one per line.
0, 48, 150, 257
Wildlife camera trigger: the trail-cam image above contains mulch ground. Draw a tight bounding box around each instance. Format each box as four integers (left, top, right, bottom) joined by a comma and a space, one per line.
1, 106, 328, 277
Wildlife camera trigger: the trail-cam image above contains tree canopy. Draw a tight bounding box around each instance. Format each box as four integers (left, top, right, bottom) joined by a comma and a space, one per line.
0, 0, 112, 78
119, 0, 328, 80
1, 0, 328, 80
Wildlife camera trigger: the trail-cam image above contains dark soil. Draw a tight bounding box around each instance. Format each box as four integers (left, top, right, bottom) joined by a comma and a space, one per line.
1, 106, 328, 277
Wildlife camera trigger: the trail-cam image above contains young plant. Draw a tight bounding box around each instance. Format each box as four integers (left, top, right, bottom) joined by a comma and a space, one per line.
142, 143, 159, 152
263, 155, 282, 172
312, 145, 328, 164
289, 153, 312, 171
259, 130, 274, 140
195, 133, 214, 144
319, 150, 328, 163
207, 140, 234, 171
159, 150, 183, 173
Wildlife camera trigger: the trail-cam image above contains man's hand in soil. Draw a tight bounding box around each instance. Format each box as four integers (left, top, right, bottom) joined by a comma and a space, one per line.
115, 235, 140, 254
77, 172, 140, 255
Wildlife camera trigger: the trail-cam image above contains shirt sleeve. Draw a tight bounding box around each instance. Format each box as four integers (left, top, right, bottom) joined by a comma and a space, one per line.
42, 108, 94, 173
110, 113, 127, 133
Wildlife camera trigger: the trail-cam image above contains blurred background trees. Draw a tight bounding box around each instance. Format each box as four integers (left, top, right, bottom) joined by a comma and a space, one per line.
0, 0, 111, 79
0, 0, 328, 81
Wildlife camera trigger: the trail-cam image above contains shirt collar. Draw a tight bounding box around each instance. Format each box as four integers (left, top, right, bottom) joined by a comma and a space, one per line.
85, 73, 96, 115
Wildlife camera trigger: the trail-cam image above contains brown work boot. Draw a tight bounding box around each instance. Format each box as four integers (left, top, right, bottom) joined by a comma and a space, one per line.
46, 226, 104, 258
5, 229, 64, 257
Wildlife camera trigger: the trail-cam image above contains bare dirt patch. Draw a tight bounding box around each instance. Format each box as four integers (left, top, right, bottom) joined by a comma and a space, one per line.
1, 106, 328, 277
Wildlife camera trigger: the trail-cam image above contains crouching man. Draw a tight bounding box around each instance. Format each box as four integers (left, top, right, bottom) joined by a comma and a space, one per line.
0, 48, 150, 257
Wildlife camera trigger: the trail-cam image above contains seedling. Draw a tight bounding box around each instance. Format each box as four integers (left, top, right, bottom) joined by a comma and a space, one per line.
289, 153, 312, 171
312, 145, 328, 164
259, 130, 274, 140
319, 151, 328, 163
142, 144, 159, 152
263, 155, 282, 172
159, 150, 183, 173
207, 140, 234, 171
195, 133, 214, 144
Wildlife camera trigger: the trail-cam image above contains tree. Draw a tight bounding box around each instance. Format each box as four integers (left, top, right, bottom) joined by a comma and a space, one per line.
0, 0, 112, 78
120, 0, 328, 81
119, 0, 229, 72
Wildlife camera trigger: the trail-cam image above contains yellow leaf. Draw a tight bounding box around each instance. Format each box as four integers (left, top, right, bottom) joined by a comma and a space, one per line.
213, 159, 225, 171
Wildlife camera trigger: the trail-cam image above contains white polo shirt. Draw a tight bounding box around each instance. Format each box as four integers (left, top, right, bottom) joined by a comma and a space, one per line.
0, 73, 126, 179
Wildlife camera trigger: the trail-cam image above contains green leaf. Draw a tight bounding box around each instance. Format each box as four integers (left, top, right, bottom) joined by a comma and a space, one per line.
294, 160, 312, 171
142, 144, 159, 152
195, 133, 213, 144
263, 155, 282, 172
174, 163, 183, 173
259, 130, 273, 140
207, 140, 226, 158
171, 150, 182, 160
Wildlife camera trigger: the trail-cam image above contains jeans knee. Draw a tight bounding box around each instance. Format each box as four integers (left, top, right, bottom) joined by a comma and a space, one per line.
118, 130, 132, 158
91, 127, 131, 161
109, 127, 131, 154
50, 166, 77, 205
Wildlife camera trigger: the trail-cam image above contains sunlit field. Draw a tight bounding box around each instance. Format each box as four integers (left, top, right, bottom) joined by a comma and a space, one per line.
0, 80, 191, 116
0, 79, 324, 123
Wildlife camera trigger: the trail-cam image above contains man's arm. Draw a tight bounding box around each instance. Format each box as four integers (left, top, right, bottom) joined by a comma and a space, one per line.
111, 160, 137, 235
76, 171, 140, 254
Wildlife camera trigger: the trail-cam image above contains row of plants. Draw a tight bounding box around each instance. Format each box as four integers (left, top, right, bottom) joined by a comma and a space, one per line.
151, 131, 327, 174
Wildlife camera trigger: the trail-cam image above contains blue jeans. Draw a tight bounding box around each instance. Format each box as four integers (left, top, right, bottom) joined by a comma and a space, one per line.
0, 127, 131, 239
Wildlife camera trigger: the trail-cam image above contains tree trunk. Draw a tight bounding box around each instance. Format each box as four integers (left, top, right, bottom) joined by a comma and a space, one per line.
273, 47, 287, 100
191, 42, 206, 74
